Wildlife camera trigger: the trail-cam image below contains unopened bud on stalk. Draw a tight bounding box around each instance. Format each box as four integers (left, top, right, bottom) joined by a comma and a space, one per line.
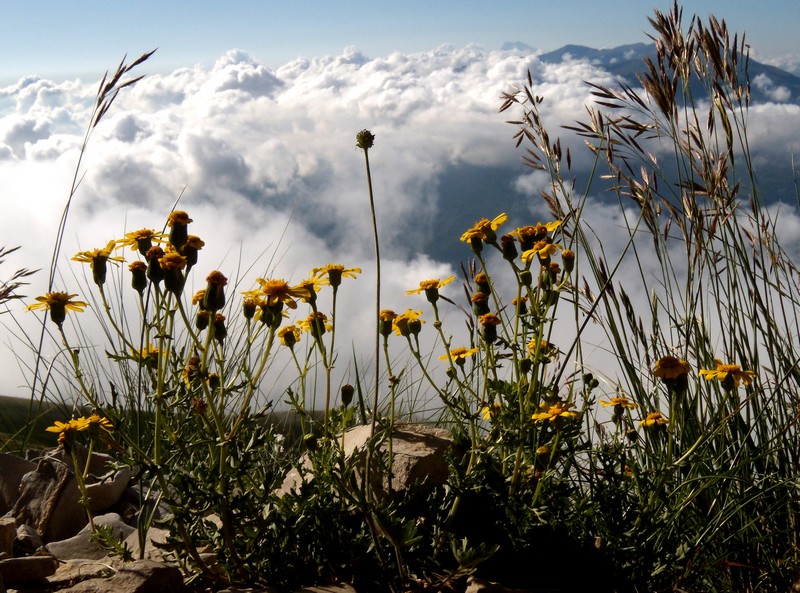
167, 210, 192, 250
356, 129, 375, 150
341, 384, 354, 407
203, 271, 228, 312
213, 313, 227, 343
129, 261, 148, 294
561, 249, 575, 274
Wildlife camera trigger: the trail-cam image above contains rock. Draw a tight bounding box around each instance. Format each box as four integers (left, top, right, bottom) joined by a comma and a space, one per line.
11, 456, 76, 541
465, 576, 540, 593
12, 450, 132, 542
280, 423, 452, 497
46, 512, 135, 561
49, 558, 116, 588
15, 523, 44, 553
0, 454, 36, 515
59, 559, 185, 593
0, 518, 15, 556
122, 526, 171, 562
294, 585, 358, 593
0, 553, 58, 583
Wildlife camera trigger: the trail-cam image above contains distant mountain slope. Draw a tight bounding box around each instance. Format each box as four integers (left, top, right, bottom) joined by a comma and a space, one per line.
532, 42, 800, 106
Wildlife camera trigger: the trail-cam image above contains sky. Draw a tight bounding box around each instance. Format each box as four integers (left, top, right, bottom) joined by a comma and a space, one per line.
0, 1, 799, 401
2, 0, 800, 84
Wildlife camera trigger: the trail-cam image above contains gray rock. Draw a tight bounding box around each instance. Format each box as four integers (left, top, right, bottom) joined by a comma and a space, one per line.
59, 559, 185, 593
122, 526, 170, 562
46, 512, 135, 561
50, 558, 116, 588
12, 451, 132, 542
281, 423, 453, 497
0, 553, 58, 583
15, 523, 44, 553
0, 454, 36, 515
0, 517, 15, 556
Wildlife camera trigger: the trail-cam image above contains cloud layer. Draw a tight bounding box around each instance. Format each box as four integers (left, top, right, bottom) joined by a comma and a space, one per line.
0, 44, 798, 401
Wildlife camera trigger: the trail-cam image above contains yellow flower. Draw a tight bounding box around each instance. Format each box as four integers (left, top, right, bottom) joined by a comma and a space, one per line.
27, 292, 87, 327
481, 402, 502, 420
278, 324, 301, 349
250, 278, 313, 310
296, 276, 328, 304
299, 312, 332, 338
45, 418, 89, 445
406, 276, 455, 296
599, 397, 637, 410
640, 411, 669, 428
438, 346, 480, 363
72, 240, 126, 286
85, 413, 114, 433
393, 309, 424, 337
699, 359, 756, 389
511, 221, 562, 250
532, 401, 578, 422
117, 229, 167, 256
653, 356, 692, 379
521, 240, 563, 264
311, 264, 362, 288
379, 309, 397, 337
460, 213, 508, 244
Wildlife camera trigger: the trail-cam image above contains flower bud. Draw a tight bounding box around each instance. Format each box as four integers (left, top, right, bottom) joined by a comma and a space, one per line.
167, 210, 192, 250
356, 129, 375, 150
379, 310, 397, 338
203, 271, 228, 312
129, 261, 148, 294
145, 247, 164, 285
500, 234, 518, 261
242, 297, 257, 320
213, 313, 227, 343
196, 310, 210, 331
341, 384, 354, 407
471, 292, 490, 316
561, 249, 575, 274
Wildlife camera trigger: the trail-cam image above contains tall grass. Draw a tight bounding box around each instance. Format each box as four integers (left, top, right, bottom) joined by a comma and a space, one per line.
5, 3, 800, 592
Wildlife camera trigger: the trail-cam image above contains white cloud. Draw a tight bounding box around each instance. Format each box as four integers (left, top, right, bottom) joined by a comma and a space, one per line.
0, 43, 797, 404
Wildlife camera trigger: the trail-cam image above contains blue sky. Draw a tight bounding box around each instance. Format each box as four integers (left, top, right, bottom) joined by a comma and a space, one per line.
2, 0, 799, 83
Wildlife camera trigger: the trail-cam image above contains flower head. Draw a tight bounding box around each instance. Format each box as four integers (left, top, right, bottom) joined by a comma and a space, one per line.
311, 264, 361, 289
46, 418, 89, 445
250, 278, 313, 310
72, 241, 125, 286
521, 240, 563, 265
278, 324, 301, 349
393, 309, 424, 337
27, 292, 87, 327
532, 401, 578, 423
85, 413, 114, 435
299, 311, 331, 339
117, 229, 167, 256
640, 411, 669, 428
460, 213, 508, 245
482, 402, 502, 420
378, 309, 397, 337
438, 346, 480, 366
167, 210, 192, 249
599, 397, 637, 410
699, 359, 756, 390
406, 275, 455, 304
653, 356, 692, 380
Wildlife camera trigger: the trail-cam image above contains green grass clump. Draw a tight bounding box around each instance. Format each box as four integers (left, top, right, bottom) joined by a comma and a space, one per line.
4, 3, 799, 592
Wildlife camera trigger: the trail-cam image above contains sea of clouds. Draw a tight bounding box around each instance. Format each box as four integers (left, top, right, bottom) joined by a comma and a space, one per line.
0, 44, 798, 404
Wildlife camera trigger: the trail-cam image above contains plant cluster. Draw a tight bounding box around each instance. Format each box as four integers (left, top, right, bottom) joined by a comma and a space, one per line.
10, 3, 800, 592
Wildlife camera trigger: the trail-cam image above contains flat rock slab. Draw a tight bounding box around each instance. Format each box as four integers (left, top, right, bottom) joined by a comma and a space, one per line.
58, 559, 185, 593
0, 554, 58, 583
